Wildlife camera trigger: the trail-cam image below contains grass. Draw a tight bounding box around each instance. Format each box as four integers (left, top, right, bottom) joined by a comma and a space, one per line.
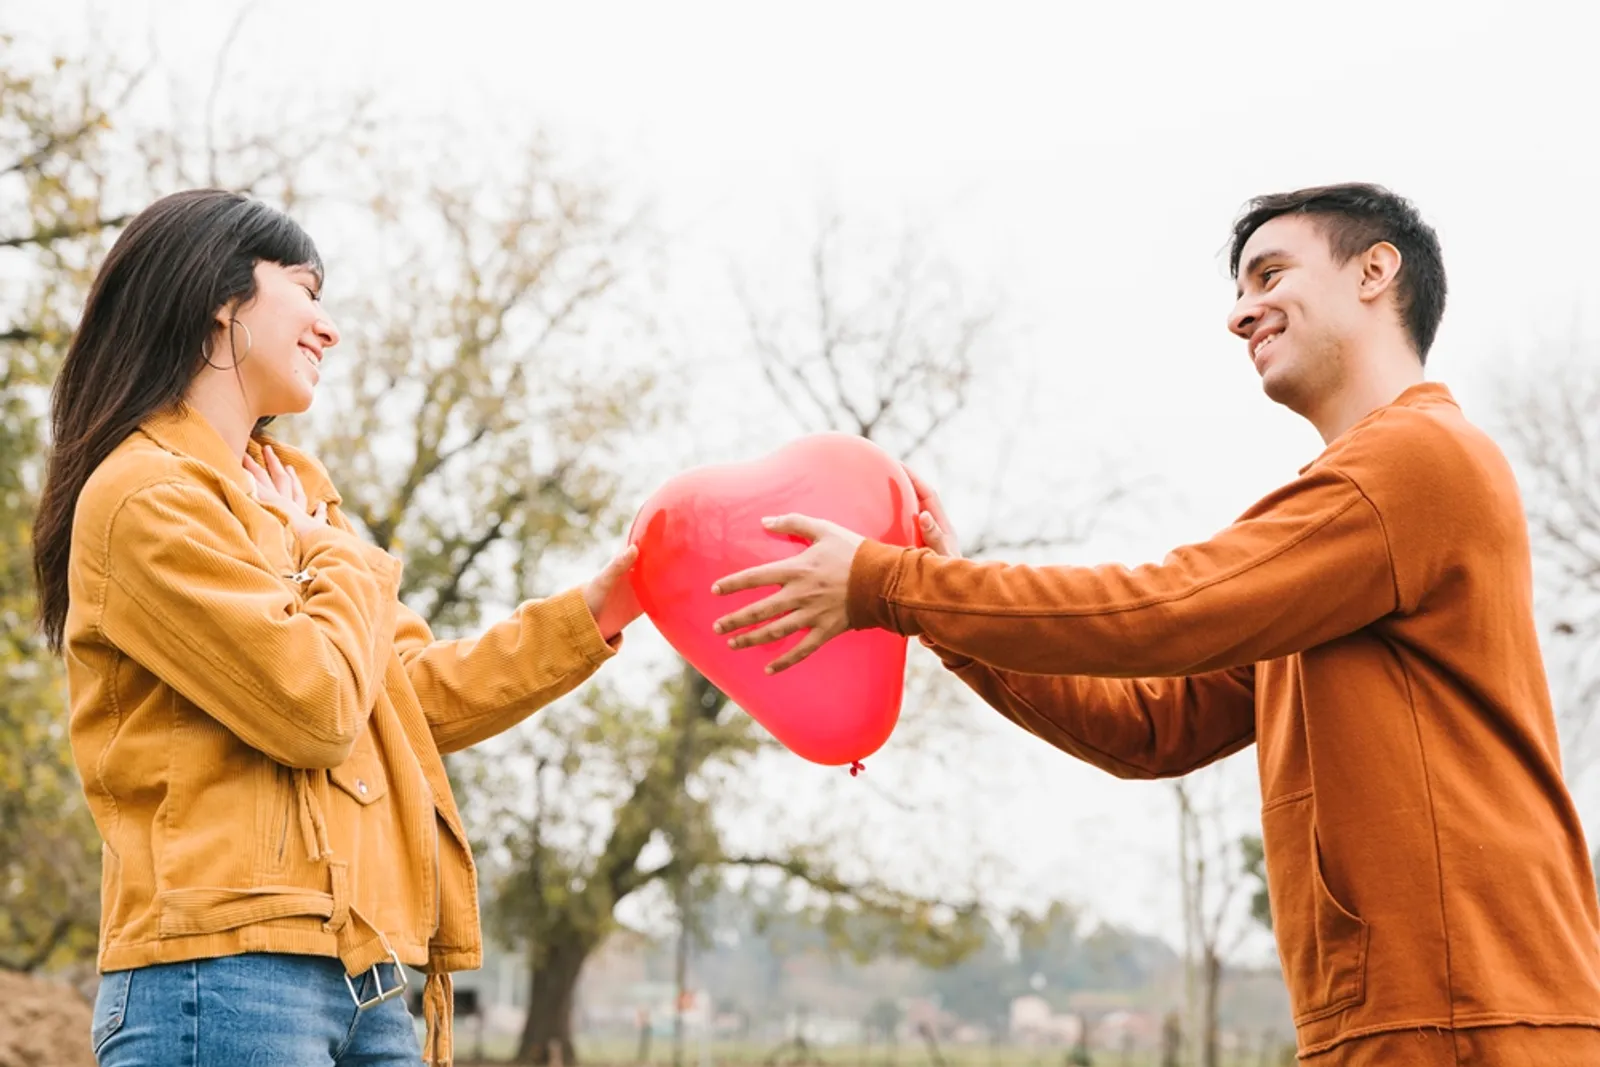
451, 1036, 1291, 1067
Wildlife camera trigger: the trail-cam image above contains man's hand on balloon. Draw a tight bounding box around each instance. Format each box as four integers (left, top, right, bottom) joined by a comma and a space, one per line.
711, 515, 865, 674
585, 544, 643, 646
904, 465, 961, 559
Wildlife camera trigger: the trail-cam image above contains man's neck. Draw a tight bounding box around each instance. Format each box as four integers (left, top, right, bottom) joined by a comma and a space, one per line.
1307, 345, 1425, 444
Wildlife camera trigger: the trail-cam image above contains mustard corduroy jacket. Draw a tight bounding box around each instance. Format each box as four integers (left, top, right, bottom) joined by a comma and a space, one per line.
64, 403, 616, 1064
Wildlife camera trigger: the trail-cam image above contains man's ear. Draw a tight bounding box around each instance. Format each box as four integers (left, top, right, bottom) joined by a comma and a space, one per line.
1358, 241, 1403, 304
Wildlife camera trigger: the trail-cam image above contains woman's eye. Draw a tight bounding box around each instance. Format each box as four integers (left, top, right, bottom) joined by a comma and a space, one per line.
304, 286, 321, 302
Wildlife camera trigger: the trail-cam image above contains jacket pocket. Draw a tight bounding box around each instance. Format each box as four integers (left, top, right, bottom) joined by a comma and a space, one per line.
329, 742, 388, 807
91, 969, 133, 1054
268, 763, 294, 871
1260, 790, 1369, 1024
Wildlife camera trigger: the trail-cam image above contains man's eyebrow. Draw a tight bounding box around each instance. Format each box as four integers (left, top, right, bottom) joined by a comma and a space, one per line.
1235, 249, 1289, 297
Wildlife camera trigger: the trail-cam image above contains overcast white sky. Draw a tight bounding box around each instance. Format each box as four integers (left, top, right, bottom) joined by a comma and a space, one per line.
24, 0, 1600, 961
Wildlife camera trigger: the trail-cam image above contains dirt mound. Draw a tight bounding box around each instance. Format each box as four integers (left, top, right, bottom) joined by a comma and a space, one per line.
0, 971, 95, 1067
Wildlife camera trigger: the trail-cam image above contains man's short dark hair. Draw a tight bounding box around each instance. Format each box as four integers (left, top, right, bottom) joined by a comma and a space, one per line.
1229, 183, 1447, 362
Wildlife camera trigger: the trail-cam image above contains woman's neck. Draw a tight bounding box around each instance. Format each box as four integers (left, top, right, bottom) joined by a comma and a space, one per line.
181, 376, 257, 459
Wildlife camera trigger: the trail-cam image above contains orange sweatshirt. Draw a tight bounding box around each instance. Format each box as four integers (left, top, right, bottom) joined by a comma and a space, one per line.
847, 383, 1600, 1063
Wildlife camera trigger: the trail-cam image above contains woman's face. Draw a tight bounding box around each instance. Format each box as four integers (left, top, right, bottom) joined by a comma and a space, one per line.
218, 260, 339, 417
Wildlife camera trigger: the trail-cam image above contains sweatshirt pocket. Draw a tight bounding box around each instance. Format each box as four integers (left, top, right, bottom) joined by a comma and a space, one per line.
1261, 790, 1369, 1025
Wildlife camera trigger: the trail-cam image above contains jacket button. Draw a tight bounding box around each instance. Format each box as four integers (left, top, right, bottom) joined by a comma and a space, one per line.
357, 779, 368, 795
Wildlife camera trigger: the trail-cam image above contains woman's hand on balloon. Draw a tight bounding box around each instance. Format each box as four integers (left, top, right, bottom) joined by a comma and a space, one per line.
585, 544, 642, 644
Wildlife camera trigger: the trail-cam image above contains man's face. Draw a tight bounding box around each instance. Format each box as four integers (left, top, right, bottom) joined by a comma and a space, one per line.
1228, 215, 1366, 412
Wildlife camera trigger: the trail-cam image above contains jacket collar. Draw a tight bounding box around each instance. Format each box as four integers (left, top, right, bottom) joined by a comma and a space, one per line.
139, 403, 342, 506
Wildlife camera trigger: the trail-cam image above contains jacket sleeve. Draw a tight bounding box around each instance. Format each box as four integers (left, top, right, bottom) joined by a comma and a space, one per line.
847, 466, 1398, 677
924, 640, 1255, 779
391, 589, 616, 754
97, 480, 402, 769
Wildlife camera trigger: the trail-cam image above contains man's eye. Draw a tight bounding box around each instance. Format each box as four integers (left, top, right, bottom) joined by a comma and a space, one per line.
304, 286, 321, 302
1261, 268, 1281, 284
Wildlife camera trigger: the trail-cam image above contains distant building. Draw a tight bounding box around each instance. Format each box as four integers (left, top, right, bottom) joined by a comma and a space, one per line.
1008, 995, 1082, 1045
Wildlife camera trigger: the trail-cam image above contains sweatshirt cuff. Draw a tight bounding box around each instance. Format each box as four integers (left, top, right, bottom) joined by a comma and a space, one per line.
847, 540, 911, 633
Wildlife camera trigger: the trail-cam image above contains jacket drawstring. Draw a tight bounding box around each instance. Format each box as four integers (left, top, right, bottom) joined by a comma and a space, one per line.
422, 972, 454, 1066
298, 769, 453, 1063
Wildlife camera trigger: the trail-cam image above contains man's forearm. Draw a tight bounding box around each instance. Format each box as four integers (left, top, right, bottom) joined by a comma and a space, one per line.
849, 468, 1396, 677
927, 641, 1256, 778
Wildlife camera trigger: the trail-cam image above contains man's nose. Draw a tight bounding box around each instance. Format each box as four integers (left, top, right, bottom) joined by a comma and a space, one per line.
1228, 298, 1259, 340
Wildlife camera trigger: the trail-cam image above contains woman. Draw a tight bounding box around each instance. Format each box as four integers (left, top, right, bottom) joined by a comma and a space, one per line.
32, 188, 641, 1066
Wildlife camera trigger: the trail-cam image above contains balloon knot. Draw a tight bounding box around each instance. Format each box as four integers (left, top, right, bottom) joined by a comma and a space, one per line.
849, 760, 864, 777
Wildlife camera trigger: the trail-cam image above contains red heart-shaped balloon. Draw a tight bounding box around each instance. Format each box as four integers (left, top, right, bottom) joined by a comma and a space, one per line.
627, 434, 919, 766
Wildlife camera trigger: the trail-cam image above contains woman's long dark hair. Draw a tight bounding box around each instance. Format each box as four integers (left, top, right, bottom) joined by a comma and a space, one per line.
33, 188, 323, 651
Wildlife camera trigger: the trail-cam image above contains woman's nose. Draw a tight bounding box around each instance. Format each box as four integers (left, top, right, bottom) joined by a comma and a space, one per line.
314, 314, 340, 349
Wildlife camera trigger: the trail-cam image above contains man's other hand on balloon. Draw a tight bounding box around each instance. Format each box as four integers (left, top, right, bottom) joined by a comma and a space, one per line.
711, 515, 864, 674
903, 464, 960, 559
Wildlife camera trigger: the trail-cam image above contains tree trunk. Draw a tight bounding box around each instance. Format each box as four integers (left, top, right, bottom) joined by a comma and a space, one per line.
1201, 948, 1222, 1067
1159, 1011, 1181, 1067
515, 935, 594, 1064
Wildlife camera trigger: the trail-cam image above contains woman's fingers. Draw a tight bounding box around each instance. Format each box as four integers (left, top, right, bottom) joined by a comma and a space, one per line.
263, 446, 294, 499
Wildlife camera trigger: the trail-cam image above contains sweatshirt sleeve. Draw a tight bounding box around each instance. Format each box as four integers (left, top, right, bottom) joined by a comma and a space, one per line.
847, 465, 1398, 677
98, 480, 401, 769
392, 589, 617, 754
925, 640, 1255, 778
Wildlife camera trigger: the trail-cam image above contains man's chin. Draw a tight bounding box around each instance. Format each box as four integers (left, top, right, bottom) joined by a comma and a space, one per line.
1260, 366, 1308, 411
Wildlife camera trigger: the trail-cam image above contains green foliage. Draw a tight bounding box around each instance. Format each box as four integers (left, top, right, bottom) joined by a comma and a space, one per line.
1239, 834, 1271, 931
0, 32, 135, 974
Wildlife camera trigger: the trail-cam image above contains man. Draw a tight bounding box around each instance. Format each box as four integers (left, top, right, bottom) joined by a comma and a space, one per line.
710, 184, 1600, 1065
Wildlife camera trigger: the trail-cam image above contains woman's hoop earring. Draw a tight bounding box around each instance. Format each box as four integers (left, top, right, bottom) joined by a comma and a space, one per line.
228, 318, 253, 362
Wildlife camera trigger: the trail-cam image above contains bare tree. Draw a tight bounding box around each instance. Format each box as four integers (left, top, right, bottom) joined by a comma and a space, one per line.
735, 211, 1135, 559
1175, 775, 1255, 1067
1496, 353, 1600, 766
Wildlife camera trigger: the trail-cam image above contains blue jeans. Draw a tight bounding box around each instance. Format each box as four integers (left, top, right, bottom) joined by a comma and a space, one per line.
91, 953, 421, 1066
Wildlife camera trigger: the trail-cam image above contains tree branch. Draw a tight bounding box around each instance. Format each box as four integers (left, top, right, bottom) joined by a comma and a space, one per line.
0, 214, 132, 250
0, 915, 72, 974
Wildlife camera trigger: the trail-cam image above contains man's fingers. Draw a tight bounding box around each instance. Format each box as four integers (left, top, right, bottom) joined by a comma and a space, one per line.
919, 511, 953, 555
712, 561, 793, 598
760, 513, 833, 542
713, 592, 793, 636
903, 465, 938, 505
727, 610, 806, 650
765, 627, 831, 675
